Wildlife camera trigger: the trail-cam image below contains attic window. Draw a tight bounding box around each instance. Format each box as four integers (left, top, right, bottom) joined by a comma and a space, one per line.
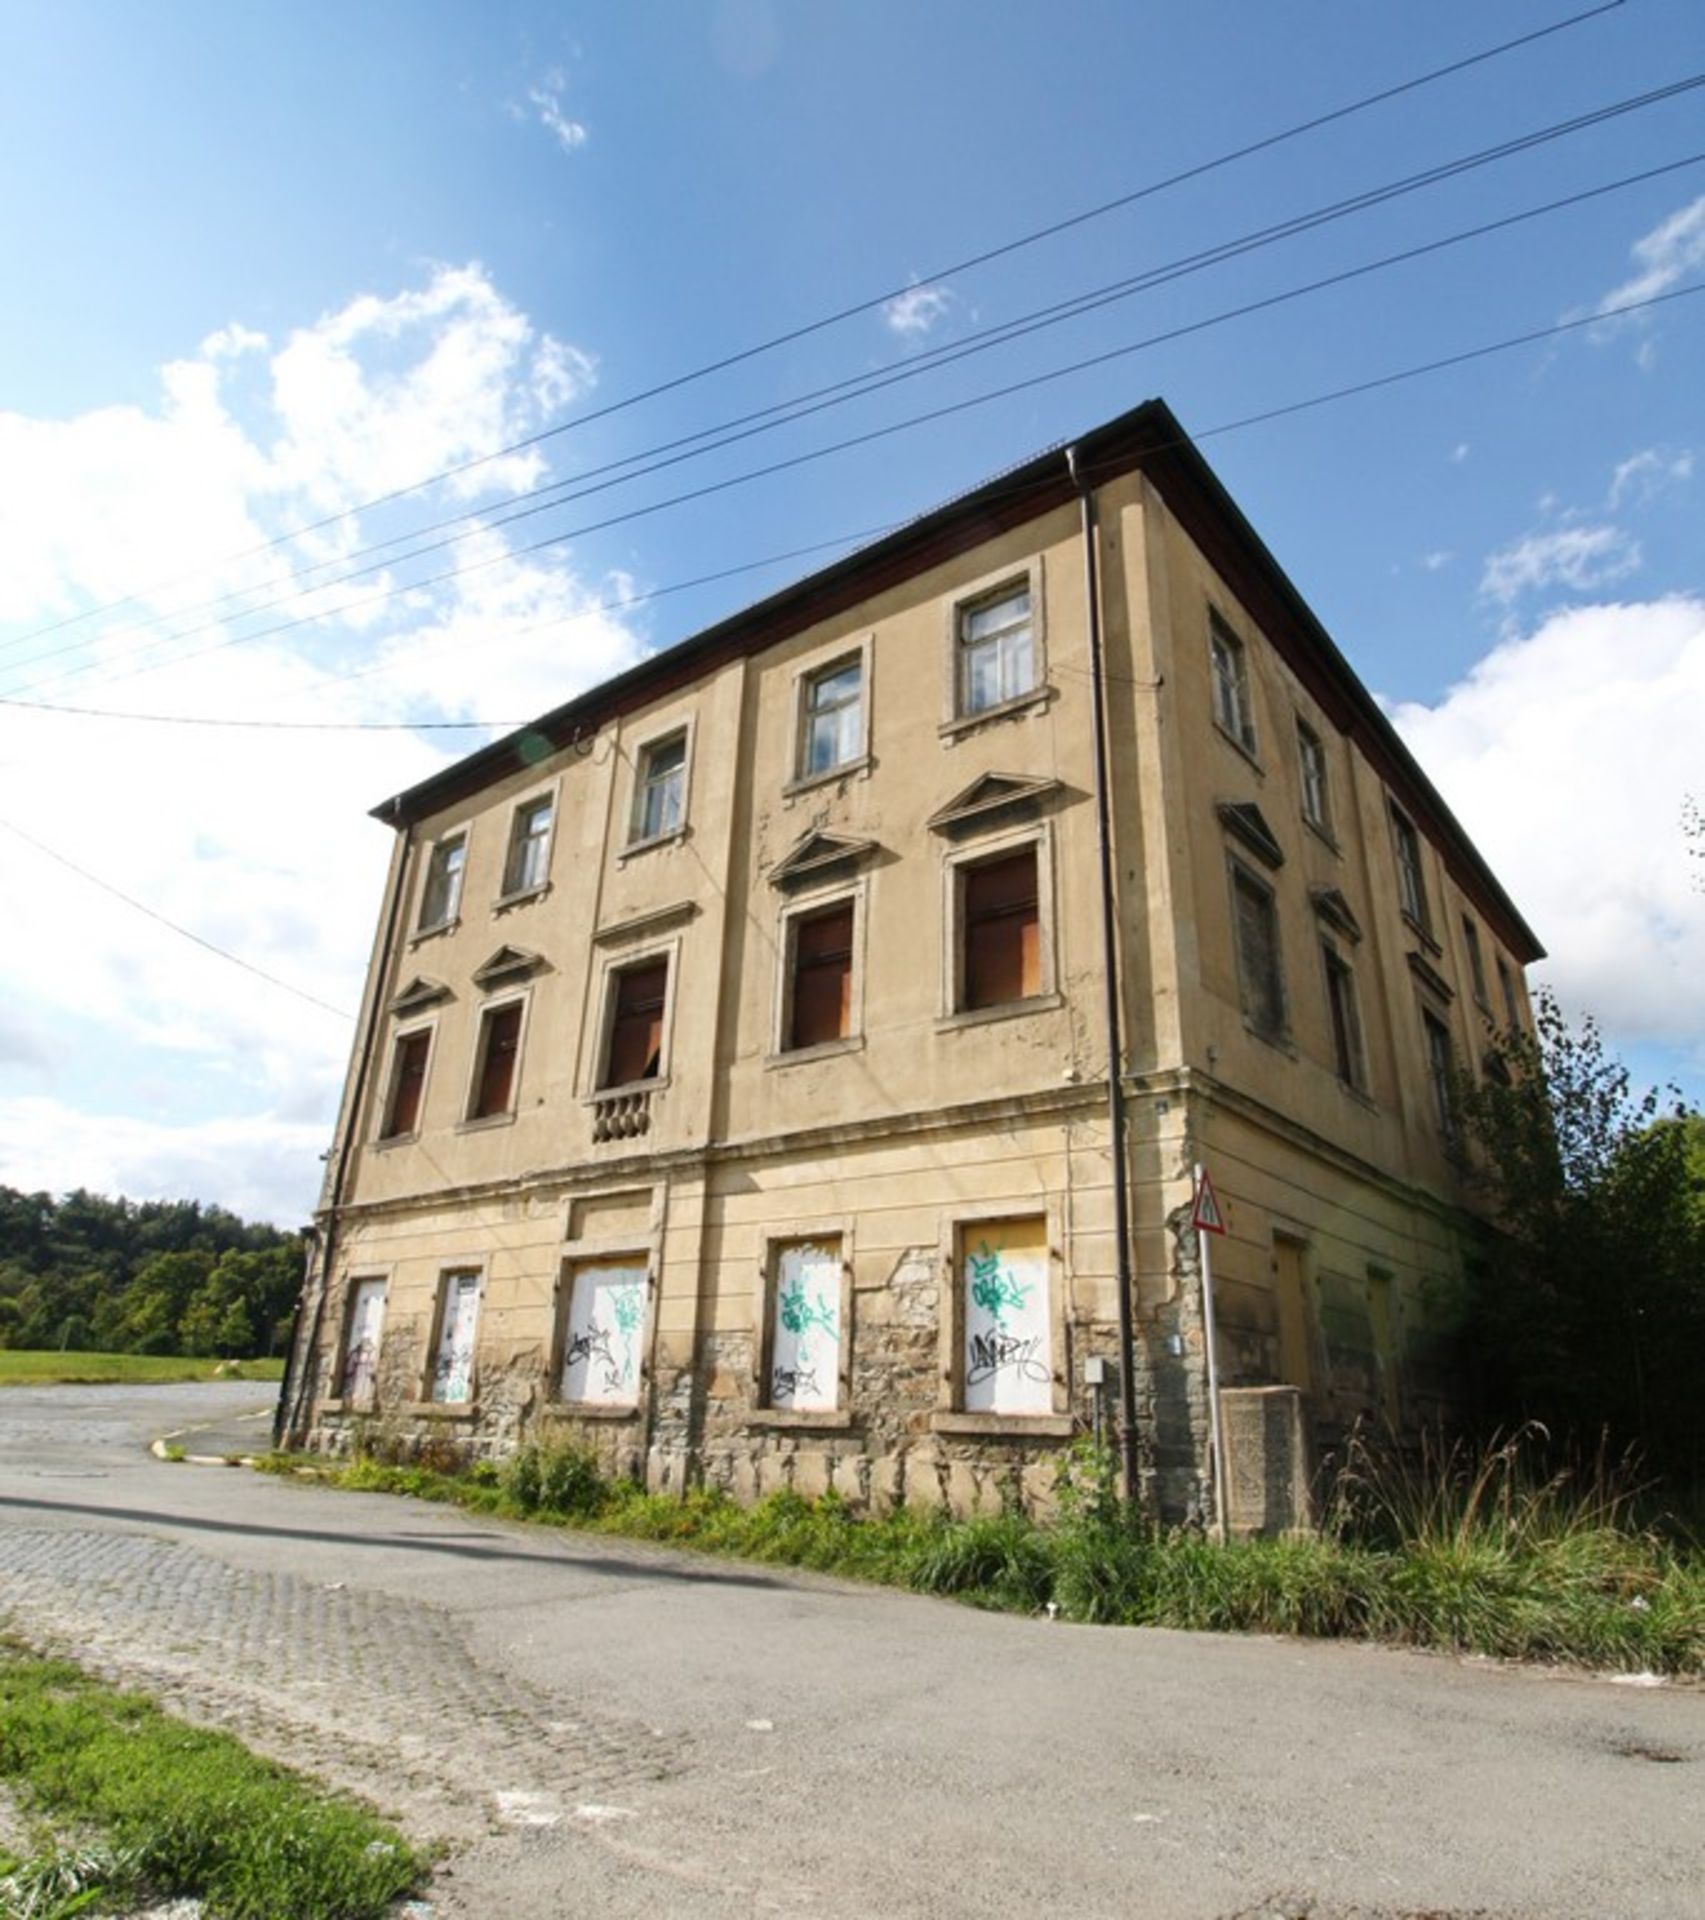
958, 582, 1036, 716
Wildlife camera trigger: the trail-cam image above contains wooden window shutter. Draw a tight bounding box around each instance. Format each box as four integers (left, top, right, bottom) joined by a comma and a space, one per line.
963, 849, 1040, 1009
473, 1003, 522, 1118
605, 959, 669, 1087
385, 1030, 430, 1138
789, 903, 854, 1048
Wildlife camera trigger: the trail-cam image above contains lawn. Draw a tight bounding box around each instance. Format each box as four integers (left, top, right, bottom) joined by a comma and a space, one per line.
0, 1351, 284, 1387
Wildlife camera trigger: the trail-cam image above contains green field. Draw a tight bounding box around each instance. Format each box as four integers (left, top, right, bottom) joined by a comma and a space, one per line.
0, 1350, 285, 1387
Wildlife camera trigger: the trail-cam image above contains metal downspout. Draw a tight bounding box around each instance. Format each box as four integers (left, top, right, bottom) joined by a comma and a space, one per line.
274, 807, 412, 1447
1067, 445, 1141, 1508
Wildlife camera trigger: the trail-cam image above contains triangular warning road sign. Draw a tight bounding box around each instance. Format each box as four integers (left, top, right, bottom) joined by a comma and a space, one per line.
1192, 1169, 1227, 1236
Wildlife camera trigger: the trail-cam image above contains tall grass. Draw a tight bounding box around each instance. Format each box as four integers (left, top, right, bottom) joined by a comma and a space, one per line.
266, 1431, 1704, 1675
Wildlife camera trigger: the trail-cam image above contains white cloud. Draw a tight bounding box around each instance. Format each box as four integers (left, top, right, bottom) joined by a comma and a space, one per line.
882, 282, 954, 341
0, 265, 646, 1219
1479, 524, 1641, 605
1421, 550, 1452, 573
1597, 193, 1705, 313
523, 70, 588, 153
1608, 446, 1693, 509
1389, 597, 1705, 1065
1451, 443, 1471, 464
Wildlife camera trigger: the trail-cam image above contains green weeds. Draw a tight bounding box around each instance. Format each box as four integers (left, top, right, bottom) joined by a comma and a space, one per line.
261, 1431, 1704, 1675
0, 1646, 423, 1919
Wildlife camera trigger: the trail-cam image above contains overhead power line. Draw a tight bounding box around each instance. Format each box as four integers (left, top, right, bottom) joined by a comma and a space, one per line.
7, 276, 1699, 736
0, 816, 353, 1020
12, 62, 1690, 693
20, 139, 1701, 707
4, 0, 1626, 656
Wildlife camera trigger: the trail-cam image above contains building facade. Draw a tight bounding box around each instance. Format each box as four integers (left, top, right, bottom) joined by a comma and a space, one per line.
278, 399, 1541, 1526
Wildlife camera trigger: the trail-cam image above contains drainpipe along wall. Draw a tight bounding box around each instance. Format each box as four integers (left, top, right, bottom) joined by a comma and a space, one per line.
1067, 446, 1141, 1505
275, 807, 412, 1447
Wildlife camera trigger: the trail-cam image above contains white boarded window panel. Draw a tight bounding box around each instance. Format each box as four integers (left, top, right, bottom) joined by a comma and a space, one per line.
962, 1217, 1051, 1414
340, 1279, 386, 1409
770, 1241, 841, 1411
430, 1272, 479, 1404
561, 1261, 647, 1406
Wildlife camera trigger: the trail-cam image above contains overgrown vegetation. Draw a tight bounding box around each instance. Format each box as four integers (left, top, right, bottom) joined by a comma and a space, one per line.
1453, 990, 1705, 1497
0, 1352, 284, 1388
263, 1430, 1704, 1676
0, 1187, 302, 1360
0, 1643, 422, 1920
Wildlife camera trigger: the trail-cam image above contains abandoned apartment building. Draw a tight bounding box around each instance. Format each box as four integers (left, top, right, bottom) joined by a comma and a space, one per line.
277, 395, 1540, 1529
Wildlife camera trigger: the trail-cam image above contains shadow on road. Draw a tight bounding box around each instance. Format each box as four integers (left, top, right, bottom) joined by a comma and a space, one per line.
0, 1490, 789, 1592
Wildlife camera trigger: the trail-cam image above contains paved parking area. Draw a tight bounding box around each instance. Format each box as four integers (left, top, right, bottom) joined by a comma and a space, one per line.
1, 1383, 1700, 1919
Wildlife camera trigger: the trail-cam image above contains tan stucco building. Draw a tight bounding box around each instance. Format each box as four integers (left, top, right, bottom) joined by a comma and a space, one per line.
279, 398, 1541, 1526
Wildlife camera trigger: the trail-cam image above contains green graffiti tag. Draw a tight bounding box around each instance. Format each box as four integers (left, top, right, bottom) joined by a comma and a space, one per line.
611, 1283, 644, 1337
779, 1282, 838, 1343
968, 1243, 1030, 1326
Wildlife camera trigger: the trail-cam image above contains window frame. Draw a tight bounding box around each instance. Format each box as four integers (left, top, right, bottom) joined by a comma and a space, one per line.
422, 1265, 483, 1407
1461, 913, 1490, 1009
771, 879, 867, 1062
789, 638, 873, 791
1496, 954, 1523, 1032
941, 557, 1048, 733
751, 1225, 855, 1423
589, 940, 679, 1095
413, 827, 469, 938
939, 824, 1059, 1026
625, 723, 693, 852
460, 990, 530, 1128
551, 1252, 653, 1413
932, 1205, 1070, 1434
1209, 609, 1258, 756
1228, 855, 1289, 1045
1320, 935, 1368, 1093
1420, 1006, 1458, 1146
376, 1020, 436, 1144
1389, 801, 1432, 937
1295, 717, 1332, 839
497, 783, 557, 904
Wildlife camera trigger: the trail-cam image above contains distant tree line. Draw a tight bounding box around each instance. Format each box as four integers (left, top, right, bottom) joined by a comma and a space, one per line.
0, 1187, 305, 1358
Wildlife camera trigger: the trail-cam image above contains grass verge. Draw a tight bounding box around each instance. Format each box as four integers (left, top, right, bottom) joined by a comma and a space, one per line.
0, 1642, 423, 1919
259, 1434, 1704, 1677
0, 1352, 284, 1388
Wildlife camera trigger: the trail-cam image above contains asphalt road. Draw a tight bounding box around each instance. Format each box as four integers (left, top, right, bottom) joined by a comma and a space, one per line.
0, 1383, 1699, 1920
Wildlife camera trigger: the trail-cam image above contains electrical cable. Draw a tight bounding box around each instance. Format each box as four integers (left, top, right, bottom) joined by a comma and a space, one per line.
3, 0, 1626, 654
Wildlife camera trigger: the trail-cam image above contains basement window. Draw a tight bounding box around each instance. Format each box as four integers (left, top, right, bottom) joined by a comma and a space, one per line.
379, 1028, 432, 1140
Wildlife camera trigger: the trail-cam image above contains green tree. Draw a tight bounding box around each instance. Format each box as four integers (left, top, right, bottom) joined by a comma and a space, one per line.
1455, 990, 1705, 1490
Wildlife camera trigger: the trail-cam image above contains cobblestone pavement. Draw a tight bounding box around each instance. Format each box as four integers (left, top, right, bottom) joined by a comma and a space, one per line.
2, 1384, 1701, 1920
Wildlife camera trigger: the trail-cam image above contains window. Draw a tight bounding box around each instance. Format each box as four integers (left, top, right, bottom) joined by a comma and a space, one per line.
1210, 613, 1256, 752
786, 900, 855, 1049
961, 847, 1041, 1010
1462, 915, 1489, 1006
763, 1239, 844, 1412
502, 797, 553, 898
467, 1000, 523, 1120
379, 1029, 431, 1140
1496, 955, 1521, 1030
1296, 721, 1330, 833
338, 1278, 386, 1410
960, 1217, 1051, 1415
1422, 1009, 1456, 1143
1322, 939, 1366, 1091
798, 657, 864, 779
631, 732, 687, 844
602, 957, 669, 1088
417, 834, 465, 932
428, 1269, 480, 1404
957, 582, 1035, 716
1232, 861, 1286, 1041
1390, 804, 1430, 933
558, 1258, 647, 1407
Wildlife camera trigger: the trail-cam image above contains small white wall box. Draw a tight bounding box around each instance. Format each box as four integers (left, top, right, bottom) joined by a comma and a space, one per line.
1083, 1356, 1107, 1387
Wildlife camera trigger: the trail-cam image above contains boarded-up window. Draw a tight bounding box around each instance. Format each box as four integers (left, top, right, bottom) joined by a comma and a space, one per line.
381, 1030, 431, 1139
604, 959, 668, 1088
559, 1259, 647, 1406
1233, 864, 1285, 1040
788, 903, 853, 1048
469, 1001, 523, 1119
429, 1270, 479, 1404
960, 1216, 1051, 1415
963, 849, 1040, 1009
767, 1240, 842, 1411
339, 1278, 386, 1408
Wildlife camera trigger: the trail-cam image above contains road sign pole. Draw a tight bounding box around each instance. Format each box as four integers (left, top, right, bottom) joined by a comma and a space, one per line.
1194, 1163, 1229, 1544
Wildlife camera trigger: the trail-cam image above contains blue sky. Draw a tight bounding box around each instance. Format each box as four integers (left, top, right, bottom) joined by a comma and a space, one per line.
1, 0, 1701, 1220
